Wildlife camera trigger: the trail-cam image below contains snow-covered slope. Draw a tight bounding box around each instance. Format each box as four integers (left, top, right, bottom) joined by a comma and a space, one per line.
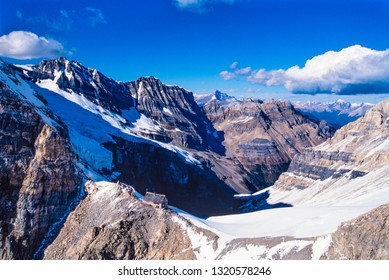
14, 58, 223, 164
42, 180, 332, 260
211, 164, 389, 237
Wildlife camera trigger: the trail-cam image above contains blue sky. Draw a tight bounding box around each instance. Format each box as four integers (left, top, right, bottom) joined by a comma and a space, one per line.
1, 0, 389, 102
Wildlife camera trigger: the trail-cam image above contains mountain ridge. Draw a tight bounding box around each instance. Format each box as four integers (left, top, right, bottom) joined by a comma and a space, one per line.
9, 58, 258, 217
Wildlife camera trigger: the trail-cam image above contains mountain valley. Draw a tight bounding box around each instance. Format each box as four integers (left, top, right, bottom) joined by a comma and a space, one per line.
0, 57, 388, 260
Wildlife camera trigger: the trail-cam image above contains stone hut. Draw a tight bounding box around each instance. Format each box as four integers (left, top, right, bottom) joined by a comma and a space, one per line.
143, 192, 168, 208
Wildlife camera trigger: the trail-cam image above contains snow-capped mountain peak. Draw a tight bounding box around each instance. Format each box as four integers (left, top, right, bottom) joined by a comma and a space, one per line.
14, 57, 135, 113
194, 90, 239, 107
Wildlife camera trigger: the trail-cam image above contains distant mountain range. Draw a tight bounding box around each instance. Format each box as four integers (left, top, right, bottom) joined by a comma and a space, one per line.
0, 57, 388, 260
195, 91, 374, 128
293, 99, 374, 128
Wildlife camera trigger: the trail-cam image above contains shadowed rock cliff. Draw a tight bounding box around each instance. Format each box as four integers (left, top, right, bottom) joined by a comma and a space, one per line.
0, 60, 83, 259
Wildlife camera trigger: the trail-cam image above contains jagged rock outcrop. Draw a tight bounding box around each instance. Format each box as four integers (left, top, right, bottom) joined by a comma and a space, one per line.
0, 60, 83, 259
204, 98, 334, 185
325, 203, 389, 260
43, 181, 196, 260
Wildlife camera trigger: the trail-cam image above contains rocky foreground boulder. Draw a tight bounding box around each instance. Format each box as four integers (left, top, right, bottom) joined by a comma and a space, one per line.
43, 181, 197, 260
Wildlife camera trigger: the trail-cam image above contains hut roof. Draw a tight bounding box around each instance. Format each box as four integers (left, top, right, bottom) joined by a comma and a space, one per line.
144, 192, 167, 204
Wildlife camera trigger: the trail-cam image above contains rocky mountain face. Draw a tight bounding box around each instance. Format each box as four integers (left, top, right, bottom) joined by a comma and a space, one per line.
18, 59, 219, 152
104, 138, 244, 216
14, 60, 335, 203
325, 202, 389, 260
241, 99, 389, 213
4, 58, 230, 259
0, 60, 83, 259
11, 58, 258, 217
293, 99, 373, 128
271, 98, 389, 193
125, 77, 222, 152
203, 98, 334, 185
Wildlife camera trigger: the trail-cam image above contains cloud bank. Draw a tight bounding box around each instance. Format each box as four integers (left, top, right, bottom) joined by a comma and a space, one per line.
0, 31, 64, 60
221, 45, 389, 95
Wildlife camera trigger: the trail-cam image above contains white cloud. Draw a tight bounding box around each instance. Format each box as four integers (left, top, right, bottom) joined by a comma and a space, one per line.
220, 62, 250, 80
235, 66, 251, 75
85, 7, 107, 27
0, 31, 64, 60
219, 70, 236, 80
230, 61, 238, 69
226, 45, 389, 95
175, 0, 204, 7
174, 0, 235, 12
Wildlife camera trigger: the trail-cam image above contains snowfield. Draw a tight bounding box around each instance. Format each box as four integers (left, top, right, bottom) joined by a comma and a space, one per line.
205, 165, 389, 238
171, 164, 389, 259
206, 205, 372, 238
